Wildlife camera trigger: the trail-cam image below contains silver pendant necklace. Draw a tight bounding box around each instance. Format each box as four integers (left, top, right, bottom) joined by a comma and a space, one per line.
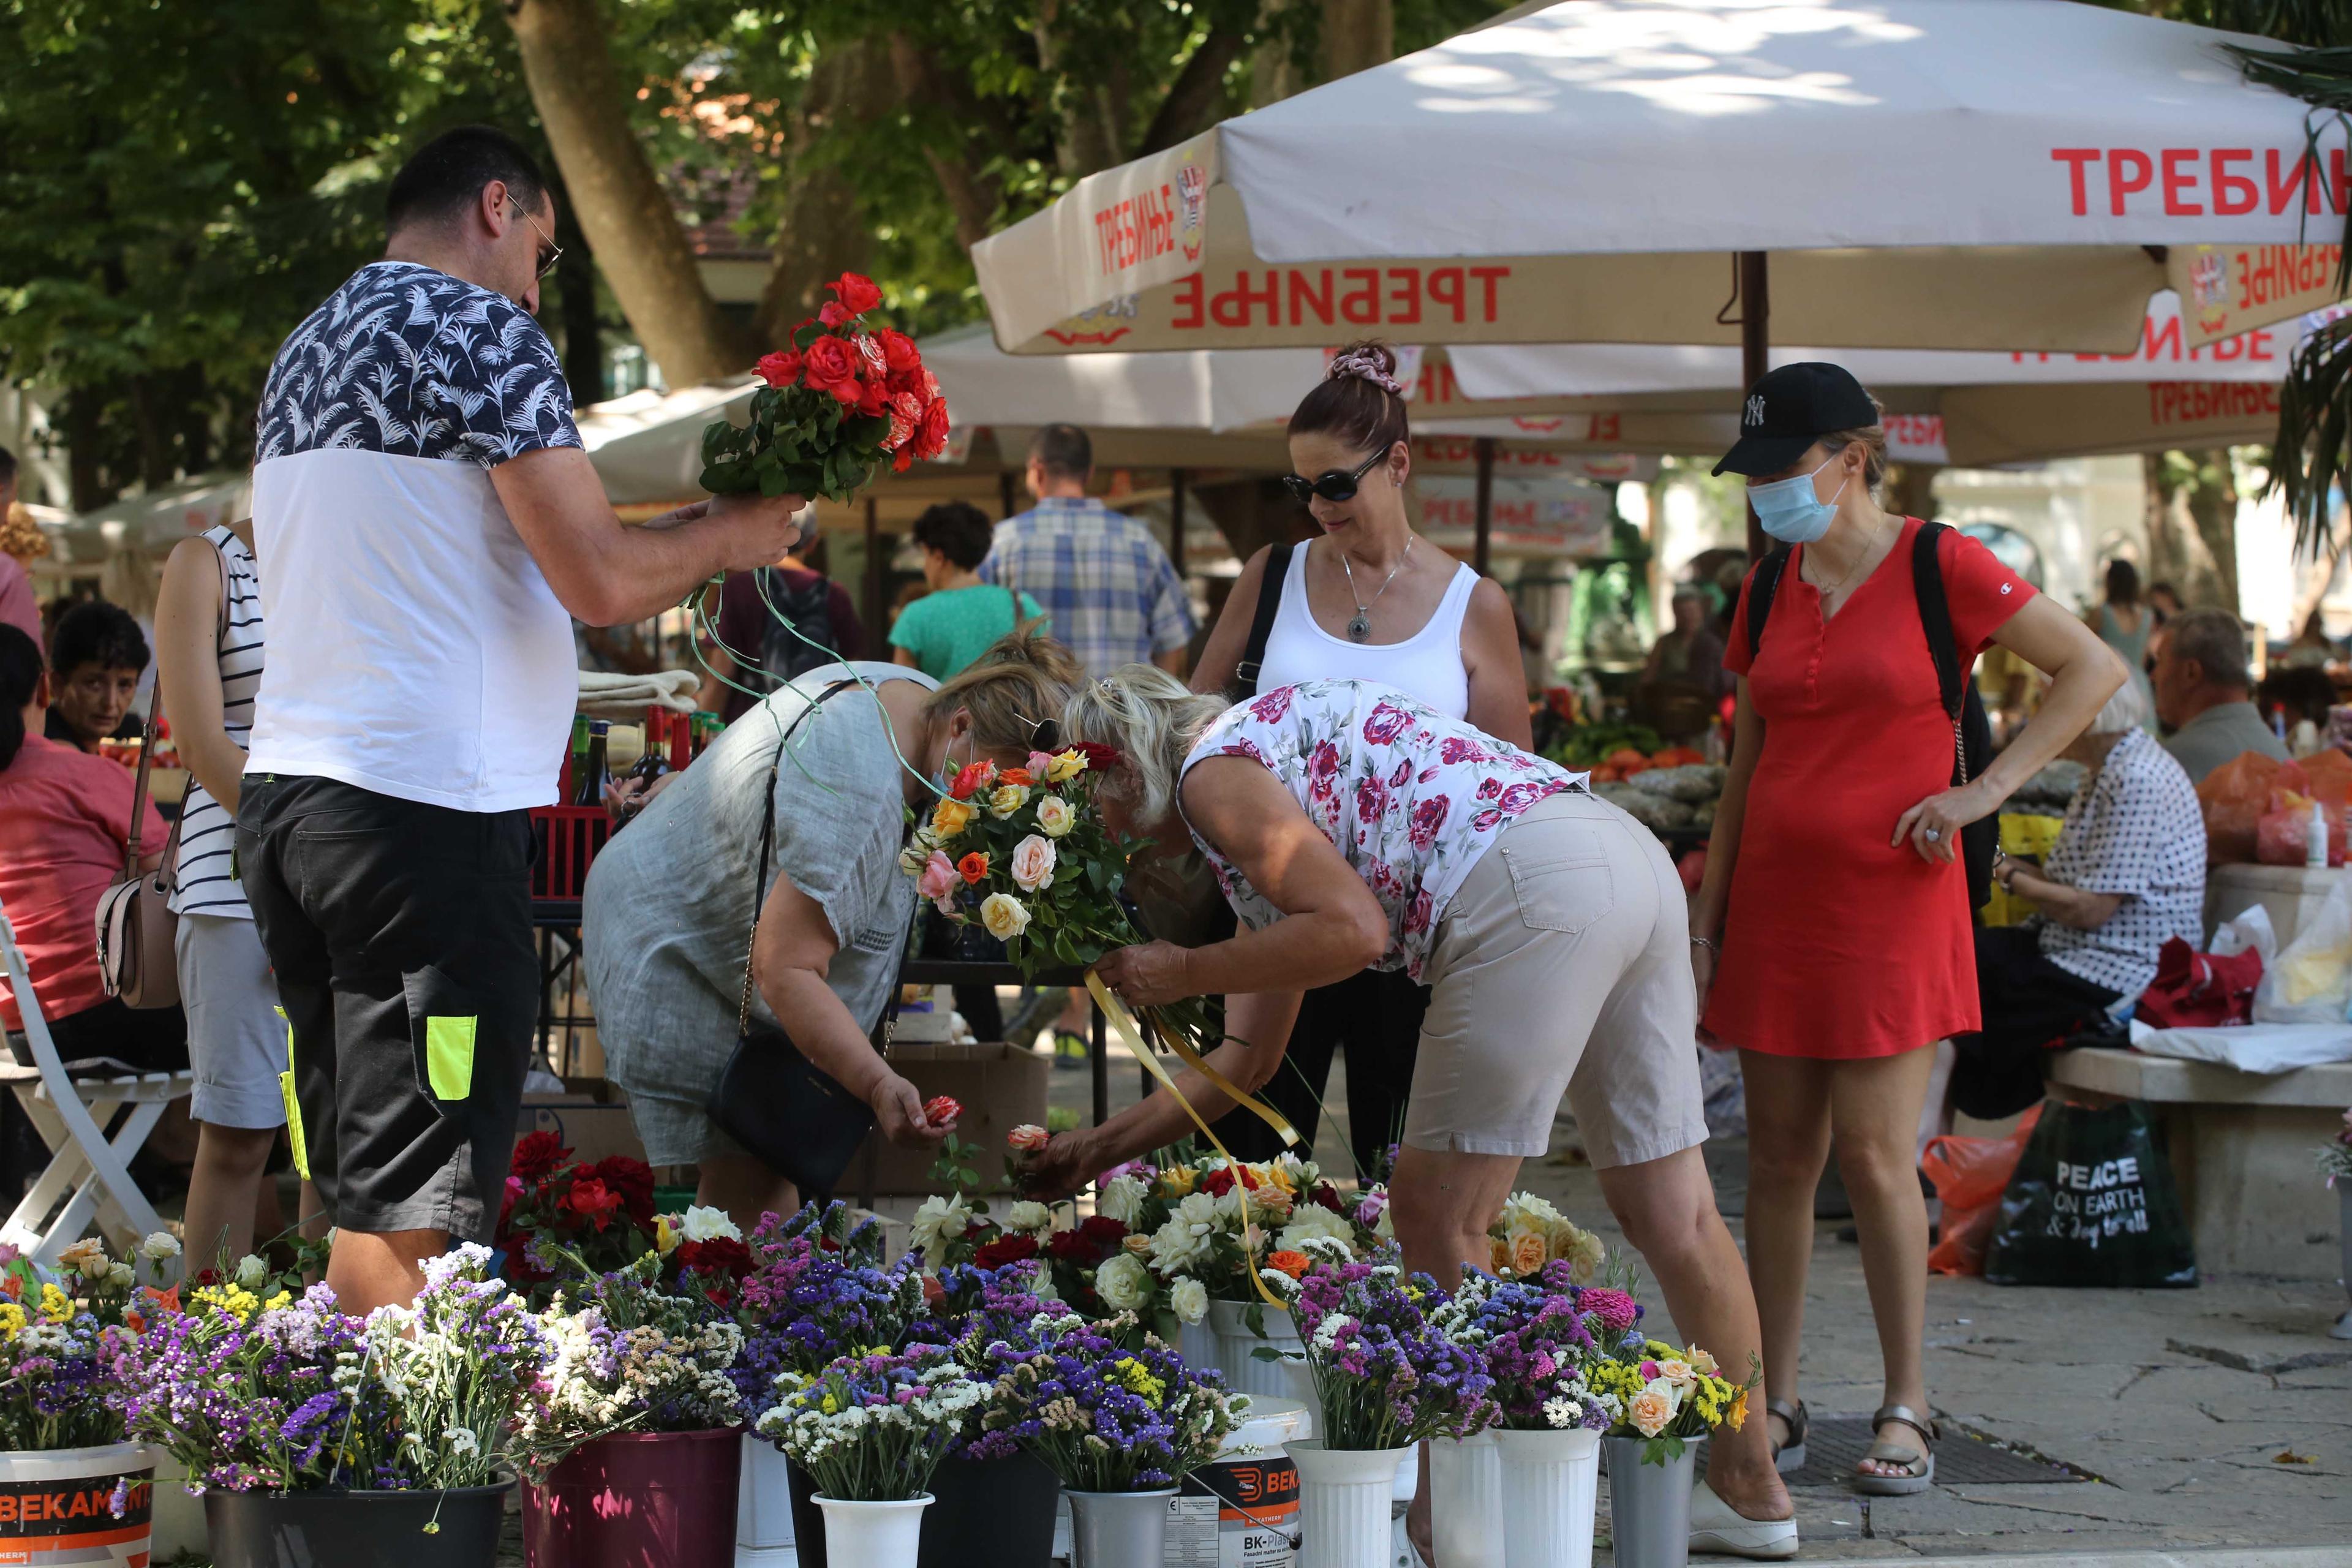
1338, 537, 1412, 642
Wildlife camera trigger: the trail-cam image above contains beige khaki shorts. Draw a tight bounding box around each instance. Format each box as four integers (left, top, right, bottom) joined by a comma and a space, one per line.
1403, 790, 1708, 1166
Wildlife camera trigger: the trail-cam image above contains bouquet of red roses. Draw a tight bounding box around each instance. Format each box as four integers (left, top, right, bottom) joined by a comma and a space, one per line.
700, 271, 949, 502
496, 1131, 660, 1305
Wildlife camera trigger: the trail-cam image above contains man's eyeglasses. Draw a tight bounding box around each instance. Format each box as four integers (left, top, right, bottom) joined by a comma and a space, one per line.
1281, 448, 1388, 506
509, 196, 564, 281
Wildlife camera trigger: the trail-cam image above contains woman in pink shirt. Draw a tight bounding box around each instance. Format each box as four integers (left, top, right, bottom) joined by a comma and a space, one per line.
0, 625, 184, 1066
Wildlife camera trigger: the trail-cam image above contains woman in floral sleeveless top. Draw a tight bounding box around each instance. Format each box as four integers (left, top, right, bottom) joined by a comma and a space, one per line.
1027, 671, 1794, 1549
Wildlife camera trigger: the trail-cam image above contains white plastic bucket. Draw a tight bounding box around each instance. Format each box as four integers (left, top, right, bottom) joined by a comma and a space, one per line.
736, 1433, 796, 1565
0, 1441, 156, 1567
816, 1493, 930, 1568
1206, 1300, 1316, 1434
1167, 1395, 1308, 1568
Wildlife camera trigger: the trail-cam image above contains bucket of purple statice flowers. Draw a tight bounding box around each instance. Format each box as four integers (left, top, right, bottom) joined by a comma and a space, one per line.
107, 1243, 548, 1568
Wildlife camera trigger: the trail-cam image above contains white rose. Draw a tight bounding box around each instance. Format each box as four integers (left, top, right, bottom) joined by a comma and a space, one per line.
1169, 1276, 1209, 1325
140, 1232, 181, 1262
1096, 1174, 1147, 1226
105, 1261, 135, 1290
233, 1254, 270, 1289
1148, 1193, 1221, 1273
1036, 796, 1076, 838
1006, 1200, 1052, 1234
1275, 1204, 1355, 1256
980, 892, 1031, 940
1095, 1252, 1151, 1311
911, 1194, 973, 1265
680, 1205, 742, 1243
1009, 834, 1058, 892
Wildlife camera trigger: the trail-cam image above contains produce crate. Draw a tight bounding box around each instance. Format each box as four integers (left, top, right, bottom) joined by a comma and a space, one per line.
530, 805, 612, 901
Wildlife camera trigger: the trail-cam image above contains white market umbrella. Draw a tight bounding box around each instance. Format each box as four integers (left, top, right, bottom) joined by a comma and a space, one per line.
973, 0, 2348, 364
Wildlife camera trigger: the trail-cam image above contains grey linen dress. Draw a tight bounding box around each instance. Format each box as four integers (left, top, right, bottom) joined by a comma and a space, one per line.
582, 671, 929, 1165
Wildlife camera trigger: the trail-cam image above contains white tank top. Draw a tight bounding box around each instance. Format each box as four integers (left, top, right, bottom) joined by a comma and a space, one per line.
1254, 543, 1477, 718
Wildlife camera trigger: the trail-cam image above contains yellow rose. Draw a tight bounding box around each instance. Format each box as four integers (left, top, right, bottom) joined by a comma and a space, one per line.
1510, 1230, 1547, 1277
1046, 749, 1086, 783
987, 783, 1031, 818
980, 892, 1031, 940
1629, 1385, 1677, 1438
1158, 1166, 1199, 1198
0, 1304, 23, 1336
932, 798, 974, 838
1036, 796, 1076, 838
655, 1216, 680, 1256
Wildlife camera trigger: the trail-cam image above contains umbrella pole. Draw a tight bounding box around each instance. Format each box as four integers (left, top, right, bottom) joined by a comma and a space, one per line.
864, 496, 883, 649
1473, 436, 1496, 576
1169, 467, 1188, 578
1739, 251, 1770, 560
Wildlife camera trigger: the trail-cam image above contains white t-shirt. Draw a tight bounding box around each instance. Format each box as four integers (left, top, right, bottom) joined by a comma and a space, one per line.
246, 261, 583, 812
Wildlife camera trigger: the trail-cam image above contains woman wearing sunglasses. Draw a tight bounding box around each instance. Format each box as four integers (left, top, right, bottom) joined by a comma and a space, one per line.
1026, 669, 1795, 1562
1189, 341, 1529, 1185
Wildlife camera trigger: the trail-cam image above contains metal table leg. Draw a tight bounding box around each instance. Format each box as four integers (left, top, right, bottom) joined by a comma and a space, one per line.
1090, 1000, 1108, 1126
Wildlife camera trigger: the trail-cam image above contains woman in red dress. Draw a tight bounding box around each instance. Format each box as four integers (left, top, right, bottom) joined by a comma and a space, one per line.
1691, 364, 2122, 1494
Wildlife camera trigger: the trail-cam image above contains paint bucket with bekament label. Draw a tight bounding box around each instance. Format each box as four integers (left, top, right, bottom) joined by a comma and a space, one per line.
0, 1442, 154, 1567
1167, 1396, 1306, 1568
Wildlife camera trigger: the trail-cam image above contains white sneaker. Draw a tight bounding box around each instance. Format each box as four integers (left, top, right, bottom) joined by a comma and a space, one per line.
1688, 1479, 1799, 1560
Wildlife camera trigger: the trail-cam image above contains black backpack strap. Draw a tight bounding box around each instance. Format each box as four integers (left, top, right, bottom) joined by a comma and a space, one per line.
1234, 540, 1295, 698
1912, 521, 1964, 722
1742, 545, 1793, 665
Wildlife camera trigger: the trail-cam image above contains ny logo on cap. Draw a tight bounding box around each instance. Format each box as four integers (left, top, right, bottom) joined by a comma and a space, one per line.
1746, 394, 1766, 427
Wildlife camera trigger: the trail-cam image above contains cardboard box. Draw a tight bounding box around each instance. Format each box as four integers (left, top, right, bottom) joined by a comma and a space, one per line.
518, 1086, 649, 1170
851, 1042, 1049, 1196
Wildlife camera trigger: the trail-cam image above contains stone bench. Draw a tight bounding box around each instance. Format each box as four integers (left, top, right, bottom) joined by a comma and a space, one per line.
2046, 1046, 2348, 1279
2204, 861, 2352, 949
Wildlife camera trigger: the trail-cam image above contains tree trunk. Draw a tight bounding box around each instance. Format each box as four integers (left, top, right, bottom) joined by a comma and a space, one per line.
1885, 462, 1942, 523
1321, 0, 1393, 81
753, 38, 896, 347
1035, 0, 1120, 178
504, 0, 747, 386
1253, 0, 1306, 105
2180, 448, 2241, 616
2143, 450, 2236, 612
1140, 25, 1252, 154
888, 34, 1004, 252
547, 163, 607, 405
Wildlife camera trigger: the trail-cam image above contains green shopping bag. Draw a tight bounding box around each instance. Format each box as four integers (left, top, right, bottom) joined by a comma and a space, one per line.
1983, 1099, 2197, 1288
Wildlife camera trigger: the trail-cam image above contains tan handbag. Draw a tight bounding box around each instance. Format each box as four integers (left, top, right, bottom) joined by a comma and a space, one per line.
94, 701, 182, 1009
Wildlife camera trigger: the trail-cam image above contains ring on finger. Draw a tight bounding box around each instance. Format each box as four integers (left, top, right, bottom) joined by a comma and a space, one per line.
1923, 827, 1942, 842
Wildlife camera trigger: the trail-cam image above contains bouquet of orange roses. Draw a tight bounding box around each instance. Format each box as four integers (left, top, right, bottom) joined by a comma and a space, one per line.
699, 272, 948, 503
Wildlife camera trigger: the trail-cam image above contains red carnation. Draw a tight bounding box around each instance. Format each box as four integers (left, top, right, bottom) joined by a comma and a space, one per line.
913, 396, 951, 461
511, 1131, 570, 1185
973, 1233, 1040, 1269
1078, 1213, 1129, 1247
1310, 1182, 1346, 1213
826, 273, 884, 317
562, 1176, 623, 1232
593, 1155, 657, 1224
1198, 1167, 1235, 1197
756, 348, 802, 388
1046, 1228, 1098, 1262
924, 1095, 963, 1128
802, 336, 862, 405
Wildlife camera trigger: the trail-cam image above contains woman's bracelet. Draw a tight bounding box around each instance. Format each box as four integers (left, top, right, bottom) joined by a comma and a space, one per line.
1690, 935, 1720, 954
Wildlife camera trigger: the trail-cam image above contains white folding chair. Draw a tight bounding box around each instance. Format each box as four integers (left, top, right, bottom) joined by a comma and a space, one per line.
0, 893, 194, 1265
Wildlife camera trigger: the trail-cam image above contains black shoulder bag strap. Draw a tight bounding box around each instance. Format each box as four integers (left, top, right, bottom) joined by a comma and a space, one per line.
709, 677, 903, 1197
1742, 545, 1794, 662
1911, 521, 1998, 911
1233, 540, 1296, 698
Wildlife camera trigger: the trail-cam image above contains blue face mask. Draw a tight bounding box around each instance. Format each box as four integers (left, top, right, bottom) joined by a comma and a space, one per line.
1748, 456, 1848, 545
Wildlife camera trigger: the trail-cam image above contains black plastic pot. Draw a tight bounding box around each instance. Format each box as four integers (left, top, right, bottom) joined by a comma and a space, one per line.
786, 1460, 828, 1568
919, 1453, 1061, 1568
204, 1481, 512, 1568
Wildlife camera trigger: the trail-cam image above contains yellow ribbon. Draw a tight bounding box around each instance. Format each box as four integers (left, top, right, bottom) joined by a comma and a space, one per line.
1084, 973, 1295, 1313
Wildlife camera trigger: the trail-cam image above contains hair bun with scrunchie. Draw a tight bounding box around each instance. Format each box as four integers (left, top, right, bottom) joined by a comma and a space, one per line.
1325, 344, 1403, 396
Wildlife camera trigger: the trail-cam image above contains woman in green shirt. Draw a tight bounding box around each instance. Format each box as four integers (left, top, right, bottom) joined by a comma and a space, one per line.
892, 502, 1044, 680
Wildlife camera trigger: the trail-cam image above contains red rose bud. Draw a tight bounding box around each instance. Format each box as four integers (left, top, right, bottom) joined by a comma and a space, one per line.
875, 328, 922, 376
924, 1095, 963, 1126
826, 272, 884, 316
818, 301, 851, 328
756, 349, 802, 388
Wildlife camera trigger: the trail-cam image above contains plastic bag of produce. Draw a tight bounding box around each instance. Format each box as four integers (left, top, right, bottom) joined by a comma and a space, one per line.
1924, 1102, 2043, 1276
1983, 1100, 2196, 1288
2253, 879, 2352, 1024
2196, 751, 2283, 865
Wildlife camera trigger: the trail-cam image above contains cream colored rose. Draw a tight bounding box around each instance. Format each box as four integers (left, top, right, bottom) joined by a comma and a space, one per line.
1510, 1230, 1548, 1276
1122, 1232, 1154, 1256
987, 782, 1031, 818
1036, 796, 1077, 838
681, 1205, 742, 1243
1095, 1252, 1151, 1311
980, 892, 1031, 940
1006, 1200, 1052, 1233
1046, 749, 1087, 783
1010, 834, 1058, 891
1489, 1237, 1513, 1275
1656, 1357, 1697, 1389
1630, 1383, 1678, 1438
1169, 1276, 1209, 1325
1688, 1348, 1719, 1376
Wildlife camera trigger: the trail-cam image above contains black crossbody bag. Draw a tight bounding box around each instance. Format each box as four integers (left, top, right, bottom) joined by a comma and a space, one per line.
706, 680, 903, 1200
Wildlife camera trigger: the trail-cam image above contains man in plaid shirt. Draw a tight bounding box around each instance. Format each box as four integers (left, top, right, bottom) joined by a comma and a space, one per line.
979, 424, 1194, 679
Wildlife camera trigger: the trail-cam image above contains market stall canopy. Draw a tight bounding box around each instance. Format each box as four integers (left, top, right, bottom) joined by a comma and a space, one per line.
973, 0, 2349, 356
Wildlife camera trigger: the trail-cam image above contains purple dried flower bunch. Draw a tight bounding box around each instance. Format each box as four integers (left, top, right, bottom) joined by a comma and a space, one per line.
977, 1310, 1240, 1493
1279, 1256, 1493, 1450
729, 1202, 927, 1420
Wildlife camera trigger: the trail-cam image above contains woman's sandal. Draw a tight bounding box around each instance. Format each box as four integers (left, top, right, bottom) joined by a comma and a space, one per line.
1767, 1396, 1809, 1476
1853, 1403, 1937, 1496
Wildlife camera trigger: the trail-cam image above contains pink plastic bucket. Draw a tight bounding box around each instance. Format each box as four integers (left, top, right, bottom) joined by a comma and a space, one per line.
523, 1426, 743, 1568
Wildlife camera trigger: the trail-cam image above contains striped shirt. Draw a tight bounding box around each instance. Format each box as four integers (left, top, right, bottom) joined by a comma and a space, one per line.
169, 525, 264, 919
976, 497, 1194, 678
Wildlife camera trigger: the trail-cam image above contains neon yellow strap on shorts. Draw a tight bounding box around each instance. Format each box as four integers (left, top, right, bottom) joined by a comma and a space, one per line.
1084, 973, 1295, 1312
273, 1005, 311, 1182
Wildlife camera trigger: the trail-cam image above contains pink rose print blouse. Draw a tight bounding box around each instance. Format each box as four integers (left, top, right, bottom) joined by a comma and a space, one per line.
1179, 679, 1584, 979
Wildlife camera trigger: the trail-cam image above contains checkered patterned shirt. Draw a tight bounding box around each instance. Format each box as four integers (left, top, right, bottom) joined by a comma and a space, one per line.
977, 497, 1195, 677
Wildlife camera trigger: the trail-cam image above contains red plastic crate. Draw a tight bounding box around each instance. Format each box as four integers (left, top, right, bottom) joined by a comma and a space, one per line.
530, 805, 612, 902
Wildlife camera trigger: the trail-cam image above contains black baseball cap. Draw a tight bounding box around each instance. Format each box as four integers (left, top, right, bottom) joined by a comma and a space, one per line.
1713, 362, 1880, 477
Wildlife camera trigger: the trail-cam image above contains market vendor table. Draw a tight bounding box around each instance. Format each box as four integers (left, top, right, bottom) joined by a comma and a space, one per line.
2047, 1046, 2351, 1278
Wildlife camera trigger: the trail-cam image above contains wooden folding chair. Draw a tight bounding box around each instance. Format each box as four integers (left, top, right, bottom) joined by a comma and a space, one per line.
0, 893, 194, 1265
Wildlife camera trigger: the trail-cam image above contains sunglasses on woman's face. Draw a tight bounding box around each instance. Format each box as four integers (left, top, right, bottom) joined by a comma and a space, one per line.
1281, 448, 1388, 505
1027, 715, 1063, 753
